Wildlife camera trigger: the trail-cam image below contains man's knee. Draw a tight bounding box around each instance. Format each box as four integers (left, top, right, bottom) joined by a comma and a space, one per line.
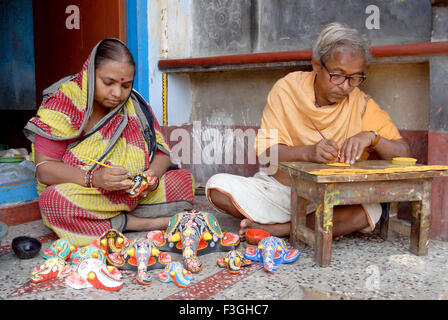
332, 205, 369, 236
208, 189, 243, 218
208, 189, 227, 207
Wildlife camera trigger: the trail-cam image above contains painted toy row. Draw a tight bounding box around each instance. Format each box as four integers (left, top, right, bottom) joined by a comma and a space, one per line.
29, 209, 301, 291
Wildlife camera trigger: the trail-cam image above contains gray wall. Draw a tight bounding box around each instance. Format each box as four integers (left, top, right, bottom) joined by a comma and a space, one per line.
188, 62, 430, 131
190, 0, 432, 57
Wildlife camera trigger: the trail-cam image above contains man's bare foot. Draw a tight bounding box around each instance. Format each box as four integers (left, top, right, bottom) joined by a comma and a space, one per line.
239, 219, 290, 240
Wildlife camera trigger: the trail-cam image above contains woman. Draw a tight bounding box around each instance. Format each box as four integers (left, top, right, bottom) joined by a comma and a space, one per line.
24, 39, 194, 246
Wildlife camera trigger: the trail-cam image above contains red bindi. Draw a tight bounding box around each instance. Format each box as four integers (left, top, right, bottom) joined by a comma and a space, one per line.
121, 77, 124, 81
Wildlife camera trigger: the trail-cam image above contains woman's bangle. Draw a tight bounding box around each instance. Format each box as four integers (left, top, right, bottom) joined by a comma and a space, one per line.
89, 169, 96, 188
84, 170, 92, 188
35, 160, 50, 169
151, 176, 160, 191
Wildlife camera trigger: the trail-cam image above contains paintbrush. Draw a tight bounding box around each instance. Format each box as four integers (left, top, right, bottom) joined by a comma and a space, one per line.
310, 119, 343, 162
79, 155, 113, 168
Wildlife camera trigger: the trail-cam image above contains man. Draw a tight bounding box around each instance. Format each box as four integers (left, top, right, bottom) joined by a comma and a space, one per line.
206, 22, 412, 239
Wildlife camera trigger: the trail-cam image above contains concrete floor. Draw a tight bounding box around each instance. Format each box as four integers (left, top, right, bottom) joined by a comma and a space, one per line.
1, 195, 448, 301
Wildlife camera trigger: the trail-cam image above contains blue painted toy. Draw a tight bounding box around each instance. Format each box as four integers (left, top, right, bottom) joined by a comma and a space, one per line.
158, 261, 193, 287
42, 239, 76, 260
244, 236, 300, 272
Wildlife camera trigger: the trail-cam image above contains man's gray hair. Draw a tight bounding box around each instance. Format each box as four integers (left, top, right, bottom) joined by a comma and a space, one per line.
312, 22, 371, 63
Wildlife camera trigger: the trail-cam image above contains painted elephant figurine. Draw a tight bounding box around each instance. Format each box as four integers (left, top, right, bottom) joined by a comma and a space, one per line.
217, 250, 252, 274
244, 236, 301, 272
95, 229, 172, 272
158, 262, 193, 287
131, 239, 159, 285
146, 210, 240, 273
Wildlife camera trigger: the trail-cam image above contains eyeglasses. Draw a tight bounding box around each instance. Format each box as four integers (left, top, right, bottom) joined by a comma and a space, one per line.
321, 61, 366, 87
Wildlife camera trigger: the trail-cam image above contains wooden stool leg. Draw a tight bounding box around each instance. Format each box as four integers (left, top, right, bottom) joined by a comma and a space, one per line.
314, 198, 333, 267
380, 202, 398, 241
410, 180, 431, 255
290, 180, 313, 248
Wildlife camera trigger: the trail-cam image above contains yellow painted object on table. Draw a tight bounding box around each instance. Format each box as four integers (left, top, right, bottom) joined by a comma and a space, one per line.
392, 157, 417, 165
326, 162, 350, 167
309, 165, 448, 176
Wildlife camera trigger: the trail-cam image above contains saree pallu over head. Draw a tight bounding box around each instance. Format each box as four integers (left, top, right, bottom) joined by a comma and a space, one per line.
255, 71, 402, 159
23, 39, 180, 246
24, 38, 170, 169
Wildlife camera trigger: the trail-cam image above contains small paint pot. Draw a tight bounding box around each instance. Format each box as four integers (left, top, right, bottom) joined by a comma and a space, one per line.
12, 236, 42, 259
245, 229, 270, 245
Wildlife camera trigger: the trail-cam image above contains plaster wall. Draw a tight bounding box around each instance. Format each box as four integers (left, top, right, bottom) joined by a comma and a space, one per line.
147, 0, 192, 124
360, 62, 429, 131
154, 0, 432, 127
254, 0, 431, 52
187, 63, 430, 131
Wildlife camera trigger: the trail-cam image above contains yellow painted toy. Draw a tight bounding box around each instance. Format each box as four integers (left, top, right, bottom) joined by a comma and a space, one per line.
392, 157, 417, 165
326, 162, 350, 167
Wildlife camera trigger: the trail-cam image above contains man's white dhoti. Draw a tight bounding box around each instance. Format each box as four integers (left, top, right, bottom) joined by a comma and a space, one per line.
206, 171, 382, 233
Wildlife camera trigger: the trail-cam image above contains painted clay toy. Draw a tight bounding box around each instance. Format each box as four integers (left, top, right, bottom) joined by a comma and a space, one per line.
70, 245, 107, 266
132, 239, 158, 285
95, 229, 172, 285
244, 236, 300, 272
102, 230, 172, 272
65, 258, 123, 291
158, 262, 193, 288
94, 229, 132, 254
147, 210, 240, 273
127, 174, 157, 198
42, 239, 77, 260
217, 250, 252, 274
31, 257, 71, 283
43, 238, 106, 266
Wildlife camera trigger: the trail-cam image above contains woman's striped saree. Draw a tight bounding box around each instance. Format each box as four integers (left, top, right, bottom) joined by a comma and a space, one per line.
24, 39, 194, 246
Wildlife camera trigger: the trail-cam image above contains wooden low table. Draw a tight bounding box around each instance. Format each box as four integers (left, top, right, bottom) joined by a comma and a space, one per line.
279, 160, 448, 267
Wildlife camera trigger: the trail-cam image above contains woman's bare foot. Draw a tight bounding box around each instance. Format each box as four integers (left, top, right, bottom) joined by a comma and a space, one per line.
239, 218, 290, 240
125, 215, 171, 232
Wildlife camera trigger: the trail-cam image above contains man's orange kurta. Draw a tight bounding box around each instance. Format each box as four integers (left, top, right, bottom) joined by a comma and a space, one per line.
256, 71, 402, 158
